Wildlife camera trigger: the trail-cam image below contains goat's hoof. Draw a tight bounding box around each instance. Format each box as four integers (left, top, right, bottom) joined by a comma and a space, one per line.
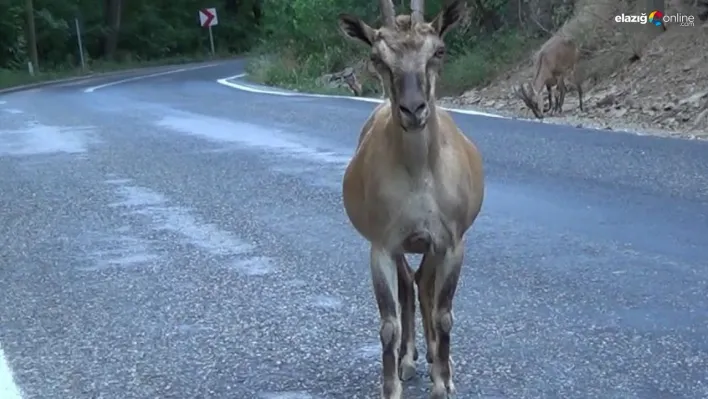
401, 346, 419, 362
399, 359, 417, 381
425, 350, 434, 364
430, 384, 456, 399
381, 380, 402, 399
398, 346, 418, 362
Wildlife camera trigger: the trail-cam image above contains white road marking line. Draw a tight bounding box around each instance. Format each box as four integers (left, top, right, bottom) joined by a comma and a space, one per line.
0, 345, 23, 399
84, 63, 219, 93
216, 73, 513, 119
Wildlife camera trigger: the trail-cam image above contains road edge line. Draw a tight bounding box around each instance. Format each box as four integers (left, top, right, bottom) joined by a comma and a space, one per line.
0, 345, 23, 399
216, 73, 511, 120
1, 60, 238, 96
84, 63, 219, 93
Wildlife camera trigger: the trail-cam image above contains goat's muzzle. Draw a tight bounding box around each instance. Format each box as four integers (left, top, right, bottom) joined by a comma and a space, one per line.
398, 72, 430, 130
398, 100, 429, 131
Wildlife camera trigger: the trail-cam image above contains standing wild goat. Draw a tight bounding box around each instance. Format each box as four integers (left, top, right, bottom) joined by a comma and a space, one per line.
338, 0, 485, 398
515, 35, 583, 118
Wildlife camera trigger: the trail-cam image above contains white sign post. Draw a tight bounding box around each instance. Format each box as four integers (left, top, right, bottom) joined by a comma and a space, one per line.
75, 17, 86, 70
198, 7, 219, 56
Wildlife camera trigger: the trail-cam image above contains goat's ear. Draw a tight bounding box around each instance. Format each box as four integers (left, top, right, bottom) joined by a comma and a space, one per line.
338, 14, 376, 46
432, 0, 466, 38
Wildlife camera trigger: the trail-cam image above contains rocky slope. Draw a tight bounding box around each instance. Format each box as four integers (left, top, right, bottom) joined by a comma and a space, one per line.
440, 12, 707, 139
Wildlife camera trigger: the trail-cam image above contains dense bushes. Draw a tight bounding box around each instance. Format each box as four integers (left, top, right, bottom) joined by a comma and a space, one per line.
247, 0, 546, 97
0, 0, 570, 93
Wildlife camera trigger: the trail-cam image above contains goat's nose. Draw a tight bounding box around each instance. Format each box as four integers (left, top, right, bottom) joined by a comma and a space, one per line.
398, 100, 427, 119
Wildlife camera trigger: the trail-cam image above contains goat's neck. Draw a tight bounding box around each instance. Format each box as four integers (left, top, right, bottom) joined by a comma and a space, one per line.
533, 55, 549, 94
533, 72, 547, 94
390, 107, 441, 177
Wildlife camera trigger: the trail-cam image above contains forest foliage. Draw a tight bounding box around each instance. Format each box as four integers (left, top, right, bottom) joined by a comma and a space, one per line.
0, 0, 570, 92
246, 0, 570, 96
0, 0, 262, 80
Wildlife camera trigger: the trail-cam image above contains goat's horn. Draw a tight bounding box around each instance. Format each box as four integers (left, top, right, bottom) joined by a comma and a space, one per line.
513, 85, 522, 99
380, 0, 395, 27
410, 0, 424, 23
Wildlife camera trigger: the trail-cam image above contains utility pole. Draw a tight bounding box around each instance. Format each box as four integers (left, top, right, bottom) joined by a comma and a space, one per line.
25, 0, 39, 73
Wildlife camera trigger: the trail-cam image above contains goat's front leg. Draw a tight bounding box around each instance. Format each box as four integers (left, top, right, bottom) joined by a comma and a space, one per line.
544, 83, 553, 113
371, 246, 403, 399
396, 255, 418, 381
428, 241, 465, 399
415, 253, 436, 376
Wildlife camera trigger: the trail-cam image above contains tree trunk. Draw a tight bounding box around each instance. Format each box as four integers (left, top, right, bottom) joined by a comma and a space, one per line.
252, 0, 262, 25
25, 0, 39, 72
103, 0, 122, 59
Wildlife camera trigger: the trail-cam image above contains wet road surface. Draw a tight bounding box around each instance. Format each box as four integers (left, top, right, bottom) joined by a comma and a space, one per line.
1, 59, 708, 399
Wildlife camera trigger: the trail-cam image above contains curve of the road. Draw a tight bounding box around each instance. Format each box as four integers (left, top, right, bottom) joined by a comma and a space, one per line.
1, 59, 707, 399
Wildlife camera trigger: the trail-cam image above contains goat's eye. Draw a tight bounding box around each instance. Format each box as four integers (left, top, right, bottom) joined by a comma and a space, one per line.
369, 54, 390, 73
434, 48, 446, 58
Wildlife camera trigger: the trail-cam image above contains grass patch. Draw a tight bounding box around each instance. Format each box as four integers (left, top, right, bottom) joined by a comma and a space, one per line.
246, 28, 539, 98
439, 30, 542, 96
245, 49, 356, 96
0, 52, 239, 91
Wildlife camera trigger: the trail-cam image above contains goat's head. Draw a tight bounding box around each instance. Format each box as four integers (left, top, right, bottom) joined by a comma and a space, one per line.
338, 0, 466, 131
514, 83, 544, 119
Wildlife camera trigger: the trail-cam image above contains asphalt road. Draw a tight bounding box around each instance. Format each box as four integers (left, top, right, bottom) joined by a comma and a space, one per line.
1, 59, 707, 399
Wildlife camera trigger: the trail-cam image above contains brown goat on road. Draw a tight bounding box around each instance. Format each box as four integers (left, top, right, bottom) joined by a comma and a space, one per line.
516, 35, 584, 119
338, 0, 485, 398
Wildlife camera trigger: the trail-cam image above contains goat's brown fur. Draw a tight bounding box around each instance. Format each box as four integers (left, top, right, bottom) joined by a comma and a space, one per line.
338, 0, 484, 398
516, 35, 583, 119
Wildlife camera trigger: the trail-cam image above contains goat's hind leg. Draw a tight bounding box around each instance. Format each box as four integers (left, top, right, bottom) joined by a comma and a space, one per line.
555, 78, 567, 114
396, 255, 418, 381
428, 242, 465, 399
371, 246, 403, 399
551, 87, 561, 115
